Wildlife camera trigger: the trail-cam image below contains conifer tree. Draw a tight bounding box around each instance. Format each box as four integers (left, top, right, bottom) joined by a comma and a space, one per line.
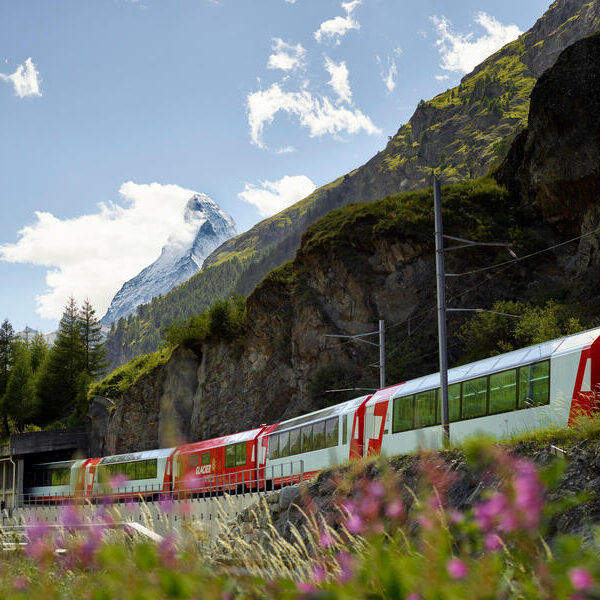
2, 341, 35, 432
0, 319, 15, 436
37, 297, 85, 422
79, 299, 107, 378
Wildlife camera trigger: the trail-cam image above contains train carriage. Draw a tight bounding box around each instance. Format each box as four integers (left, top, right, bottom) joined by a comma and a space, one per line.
364, 327, 600, 456
24, 459, 80, 504
173, 427, 267, 494
262, 395, 371, 484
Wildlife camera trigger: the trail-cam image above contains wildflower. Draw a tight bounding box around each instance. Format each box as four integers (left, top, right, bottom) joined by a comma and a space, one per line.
297, 583, 315, 593
485, 533, 502, 552
59, 504, 82, 529
319, 531, 335, 548
25, 518, 49, 541
346, 513, 364, 535
159, 535, 177, 567
417, 514, 434, 531
336, 551, 355, 584
159, 494, 175, 514
406, 594, 421, 600
513, 460, 544, 530
569, 568, 594, 590
13, 577, 29, 591
448, 509, 463, 524
447, 558, 468, 580
312, 563, 327, 583
178, 501, 193, 517
109, 474, 129, 490
368, 480, 386, 499
359, 497, 380, 520
385, 499, 403, 519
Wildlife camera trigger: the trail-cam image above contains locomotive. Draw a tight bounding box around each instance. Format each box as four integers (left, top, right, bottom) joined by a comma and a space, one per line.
23, 326, 600, 503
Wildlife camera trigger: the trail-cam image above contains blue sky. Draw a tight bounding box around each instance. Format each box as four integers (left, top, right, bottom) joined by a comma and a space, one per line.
0, 0, 551, 332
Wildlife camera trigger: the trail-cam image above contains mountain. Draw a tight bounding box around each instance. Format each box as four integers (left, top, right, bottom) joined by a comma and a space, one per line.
16, 327, 57, 346
100, 194, 236, 327
103, 0, 600, 368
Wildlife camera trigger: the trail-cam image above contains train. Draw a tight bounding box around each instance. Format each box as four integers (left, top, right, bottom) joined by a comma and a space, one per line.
23, 326, 600, 503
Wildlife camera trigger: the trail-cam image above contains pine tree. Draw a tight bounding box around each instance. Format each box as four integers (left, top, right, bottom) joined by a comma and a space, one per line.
79, 299, 107, 379
2, 341, 35, 432
0, 319, 15, 437
37, 297, 85, 423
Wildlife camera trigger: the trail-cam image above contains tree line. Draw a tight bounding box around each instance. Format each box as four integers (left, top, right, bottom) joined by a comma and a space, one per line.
0, 298, 106, 437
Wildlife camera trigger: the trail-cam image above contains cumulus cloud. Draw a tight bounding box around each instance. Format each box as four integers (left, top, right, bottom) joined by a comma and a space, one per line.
247, 82, 380, 148
324, 56, 352, 104
267, 38, 306, 72
0, 57, 41, 98
314, 0, 361, 45
377, 51, 400, 93
432, 12, 522, 74
0, 182, 204, 319
238, 175, 316, 217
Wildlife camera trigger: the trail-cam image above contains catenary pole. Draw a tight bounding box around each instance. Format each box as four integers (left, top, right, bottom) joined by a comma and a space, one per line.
434, 177, 450, 446
379, 320, 386, 388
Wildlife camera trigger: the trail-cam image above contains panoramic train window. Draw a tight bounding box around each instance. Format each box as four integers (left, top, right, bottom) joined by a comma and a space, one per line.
414, 389, 438, 428
289, 429, 302, 455
326, 418, 338, 447
279, 431, 290, 458
518, 361, 550, 408
313, 421, 325, 451
490, 369, 517, 414
201, 453, 211, 466
235, 442, 246, 467
462, 376, 487, 419
392, 395, 413, 433
448, 383, 461, 422
268, 435, 279, 459
98, 459, 158, 482
189, 454, 199, 467
302, 425, 313, 452
51, 468, 70, 486
342, 415, 348, 445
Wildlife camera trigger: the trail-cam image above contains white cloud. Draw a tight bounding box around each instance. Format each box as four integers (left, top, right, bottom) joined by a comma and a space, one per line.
0, 58, 41, 98
0, 183, 205, 319
314, 0, 361, 45
435, 74, 450, 81
247, 82, 380, 148
267, 38, 306, 72
276, 146, 296, 154
238, 175, 316, 217
324, 56, 352, 104
377, 53, 399, 93
432, 12, 522, 74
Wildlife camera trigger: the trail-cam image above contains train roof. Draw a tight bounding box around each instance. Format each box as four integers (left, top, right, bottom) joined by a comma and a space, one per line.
268, 395, 371, 435
176, 427, 266, 454
99, 447, 176, 464
366, 326, 600, 405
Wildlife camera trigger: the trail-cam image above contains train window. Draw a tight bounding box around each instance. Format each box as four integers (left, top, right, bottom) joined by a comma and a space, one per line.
313, 421, 326, 451
236, 443, 246, 466
289, 429, 302, 455
326, 418, 338, 448
449, 383, 461, 422
462, 376, 487, 419
414, 389, 438, 428
51, 468, 70, 486
225, 445, 236, 468
392, 396, 414, 433
279, 431, 290, 458
301, 425, 313, 452
342, 415, 348, 445
189, 454, 199, 467
519, 361, 550, 408
489, 370, 517, 414
201, 453, 211, 466
268, 435, 279, 459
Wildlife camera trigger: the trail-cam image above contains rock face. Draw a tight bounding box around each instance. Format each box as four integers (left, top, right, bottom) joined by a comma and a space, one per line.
100, 194, 236, 326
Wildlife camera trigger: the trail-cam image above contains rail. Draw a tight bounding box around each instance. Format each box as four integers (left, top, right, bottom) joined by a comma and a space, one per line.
16, 460, 305, 507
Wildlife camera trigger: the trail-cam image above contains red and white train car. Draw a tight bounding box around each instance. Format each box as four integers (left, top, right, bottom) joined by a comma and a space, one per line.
363, 327, 600, 456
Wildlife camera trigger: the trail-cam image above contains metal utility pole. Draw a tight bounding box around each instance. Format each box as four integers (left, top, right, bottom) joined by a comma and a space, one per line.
325, 320, 386, 390
433, 178, 450, 446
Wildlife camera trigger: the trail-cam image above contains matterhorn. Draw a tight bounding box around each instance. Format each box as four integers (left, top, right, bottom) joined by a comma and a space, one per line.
101, 194, 236, 325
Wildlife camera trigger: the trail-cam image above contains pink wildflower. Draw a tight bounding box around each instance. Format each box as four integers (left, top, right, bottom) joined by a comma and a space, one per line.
385, 500, 404, 519
368, 481, 385, 499
159, 494, 174, 514
336, 551, 355, 584
359, 497, 380, 520
485, 533, 502, 552
297, 583, 314, 593
59, 504, 82, 529
406, 594, 421, 600
109, 474, 129, 489
312, 563, 327, 583
447, 558, 468, 580
448, 509, 463, 524
12, 577, 29, 591
159, 535, 177, 567
178, 501, 193, 517
346, 513, 364, 534
319, 531, 334, 548
569, 568, 594, 591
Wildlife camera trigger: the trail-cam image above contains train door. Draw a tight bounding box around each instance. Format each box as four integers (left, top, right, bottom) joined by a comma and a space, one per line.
363, 401, 388, 456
